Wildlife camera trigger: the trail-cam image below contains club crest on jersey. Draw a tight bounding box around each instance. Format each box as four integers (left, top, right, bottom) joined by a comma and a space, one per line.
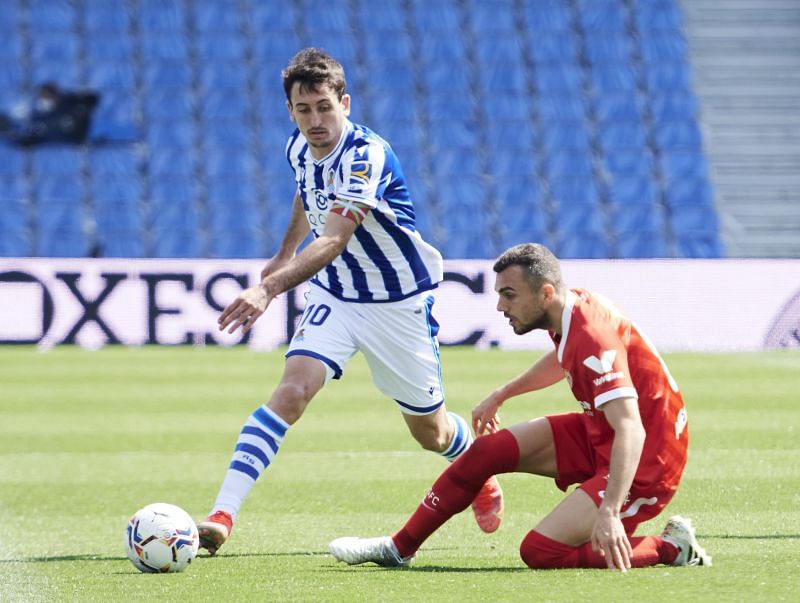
327, 168, 335, 187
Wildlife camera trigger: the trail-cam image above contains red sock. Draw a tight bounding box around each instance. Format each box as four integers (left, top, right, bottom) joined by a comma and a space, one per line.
520, 530, 680, 569
392, 429, 519, 558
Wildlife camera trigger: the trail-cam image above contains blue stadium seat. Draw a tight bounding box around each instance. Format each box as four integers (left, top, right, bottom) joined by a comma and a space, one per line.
362, 33, 413, 63
0, 199, 29, 256
640, 32, 688, 63
85, 33, 133, 61
475, 36, 522, 64
84, 4, 131, 32
437, 176, 486, 213
142, 61, 191, 89
31, 148, 82, 176
672, 205, 721, 234
251, 2, 296, 31
419, 36, 467, 63
611, 202, 666, 234
199, 62, 247, 91
90, 148, 138, 176
521, 0, 571, 32
487, 94, 530, 121
443, 230, 497, 260
645, 62, 693, 91
209, 230, 263, 259
29, 0, 77, 31
537, 94, 587, 122
553, 202, 605, 234
590, 63, 638, 93
634, 1, 683, 31
598, 122, 647, 152
206, 177, 257, 206
660, 151, 710, 183
540, 122, 591, 152
303, 0, 350, 31
196, 34, 245, 62
31, 32, 78, 62
654, 121, 703, 151
607, 176, 657, 206
150, 176, 195, 205
35, 175, 84, 204
91, 174, 141, 205
199, 88, 248, 120
556, 233, 611, 259
94, 200, 142, 234
146, 146, 194, 178
311, 32, 358, 67
549, 176, 600, 206
423, 63, 470, 95
376, 120, 422, 149
87, 61, 135, 90
498, 201, 550, 247
535, 63, 583, 93
355, 0, 407, 32
372, 93, 418, 122
542, 151, 594, 179
488, 148, 538, 176
483, 117, 535, 150
204, 119, 250, 146
152, 231, 203, 258
204, 146, 255, 177
426, 94, 474, 121
616, 232, 669, 258
195, 1, 242, 32
584, 35, 632, 64
139, 0, 185, 31
649, 92, 698, 123
0, 145, 25, 177
147, 120, 195, 150
468, 0, 516, 32
31, 60, 79, 87
494, 174, 542, 208
596, 94, 640, 125
530, 33, 578, 64
604, 147, 653, 180
35, 199, 88, 257
412, 0, 461, 32
665, 179, 715, 209
143, 88, 192, 121
478, 61, 527, 95
0, 30, 20, 58
140, 32, 189, 60
578, 0, 627, 32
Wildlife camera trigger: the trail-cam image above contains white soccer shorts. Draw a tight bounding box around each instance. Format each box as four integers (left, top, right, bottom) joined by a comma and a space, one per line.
286, 285, 445, 415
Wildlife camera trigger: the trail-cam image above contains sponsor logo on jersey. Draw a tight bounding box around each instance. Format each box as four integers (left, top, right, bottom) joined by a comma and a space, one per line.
583, 349, 617, 374
592, 371, 625, 386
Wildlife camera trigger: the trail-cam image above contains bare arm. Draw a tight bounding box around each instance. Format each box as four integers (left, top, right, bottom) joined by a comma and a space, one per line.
472, 350, 564, 434
591, 396, 646, 572
218, 210, 357, 334
261, 193, 311, 279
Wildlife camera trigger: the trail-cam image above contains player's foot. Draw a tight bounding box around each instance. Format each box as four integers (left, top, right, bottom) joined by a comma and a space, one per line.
197, 510, 233, 556
329, 536, 413, 567
661, 515, 712, 567
471, 475, 504, 533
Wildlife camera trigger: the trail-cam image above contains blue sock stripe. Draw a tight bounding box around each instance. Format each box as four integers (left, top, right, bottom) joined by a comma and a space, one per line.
252, 406, 288, 441
241, 425, 279, 456
442, 412, 473, 461
234, 442, 270, 467
229, 460, 260, 481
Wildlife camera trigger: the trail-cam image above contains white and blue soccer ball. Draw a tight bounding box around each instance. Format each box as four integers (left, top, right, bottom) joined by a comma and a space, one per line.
124, 502, 199, 573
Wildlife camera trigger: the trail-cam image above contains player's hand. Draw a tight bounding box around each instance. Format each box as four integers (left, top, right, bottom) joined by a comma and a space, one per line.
590, 513, 633, 572
471, 391, 504, 436
218, 285, 272, 334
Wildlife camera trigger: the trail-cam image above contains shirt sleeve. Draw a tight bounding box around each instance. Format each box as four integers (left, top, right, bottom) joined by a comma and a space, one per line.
575, 325, 638, 408
334, 140, 386, 208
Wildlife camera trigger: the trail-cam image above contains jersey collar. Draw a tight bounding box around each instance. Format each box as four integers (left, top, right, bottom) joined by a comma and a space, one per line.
556, 289, 579, 364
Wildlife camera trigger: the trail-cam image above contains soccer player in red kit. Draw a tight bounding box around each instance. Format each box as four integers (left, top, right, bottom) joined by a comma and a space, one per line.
330, 243, 711, 571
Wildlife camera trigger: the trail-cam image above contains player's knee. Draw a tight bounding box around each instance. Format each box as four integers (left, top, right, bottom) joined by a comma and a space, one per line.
519, 530, 566, 570
269, 382, 314, 424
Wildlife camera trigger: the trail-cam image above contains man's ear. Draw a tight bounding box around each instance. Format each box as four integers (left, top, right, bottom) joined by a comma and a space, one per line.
341, 94, 351, 116
286, 100, 295, 123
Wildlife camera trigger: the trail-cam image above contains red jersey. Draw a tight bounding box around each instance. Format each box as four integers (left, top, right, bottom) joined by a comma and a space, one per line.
550, 289, 688, 488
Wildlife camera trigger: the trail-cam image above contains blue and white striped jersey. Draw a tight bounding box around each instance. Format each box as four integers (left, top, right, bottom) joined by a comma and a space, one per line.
285, 119, 443, 303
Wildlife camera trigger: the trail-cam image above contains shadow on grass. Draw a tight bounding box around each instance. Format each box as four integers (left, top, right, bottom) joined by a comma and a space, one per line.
0, 551, 332, 564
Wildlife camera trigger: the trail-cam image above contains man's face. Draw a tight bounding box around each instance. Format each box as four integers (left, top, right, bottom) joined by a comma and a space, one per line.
287, 82, 350, 159
495, 265, 552, 335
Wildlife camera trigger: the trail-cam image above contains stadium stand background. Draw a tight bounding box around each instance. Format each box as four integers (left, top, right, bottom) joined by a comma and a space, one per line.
3, 0, 782, 261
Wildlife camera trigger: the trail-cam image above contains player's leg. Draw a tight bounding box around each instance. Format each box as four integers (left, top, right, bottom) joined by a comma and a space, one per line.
198, 355, 327, 555
359, 292, 505, 532
331, 417, 558, 565
200, 288, 356, 555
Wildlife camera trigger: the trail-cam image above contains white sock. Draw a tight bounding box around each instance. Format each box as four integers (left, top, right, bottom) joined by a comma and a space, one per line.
211, 405, 289, 521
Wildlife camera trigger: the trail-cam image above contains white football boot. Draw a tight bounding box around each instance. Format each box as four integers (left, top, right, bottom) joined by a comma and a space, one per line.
329, 536, 413, 567
661, 515, 713, 567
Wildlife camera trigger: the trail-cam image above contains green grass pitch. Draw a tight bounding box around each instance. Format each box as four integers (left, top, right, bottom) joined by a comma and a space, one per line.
1, 346, 798, 602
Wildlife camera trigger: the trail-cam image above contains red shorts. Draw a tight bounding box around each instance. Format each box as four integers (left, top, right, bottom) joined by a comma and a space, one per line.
547, 412, 682, 534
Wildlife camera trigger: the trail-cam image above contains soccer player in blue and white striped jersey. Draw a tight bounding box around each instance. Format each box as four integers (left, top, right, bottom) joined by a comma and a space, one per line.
198, 48, 503, 555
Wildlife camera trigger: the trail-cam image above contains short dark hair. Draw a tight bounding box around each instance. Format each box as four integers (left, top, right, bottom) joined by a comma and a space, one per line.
493, 243, 564, 291
282, 48, 346, 102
